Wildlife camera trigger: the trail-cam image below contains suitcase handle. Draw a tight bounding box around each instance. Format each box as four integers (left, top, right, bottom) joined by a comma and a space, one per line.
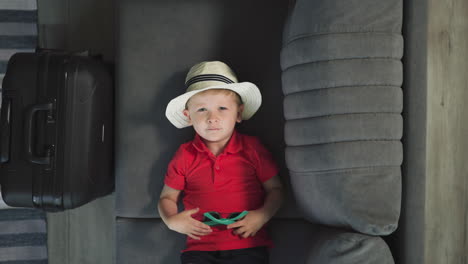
25, 103, 53, 164
0, 99, 11, 163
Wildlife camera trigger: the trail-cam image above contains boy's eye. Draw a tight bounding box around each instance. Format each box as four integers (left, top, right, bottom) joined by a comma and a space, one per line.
219, 107, 227, 110
197, 108, 207, 112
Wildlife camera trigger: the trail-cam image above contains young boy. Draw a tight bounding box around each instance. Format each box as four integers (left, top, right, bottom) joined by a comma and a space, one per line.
159, 61, 284, 264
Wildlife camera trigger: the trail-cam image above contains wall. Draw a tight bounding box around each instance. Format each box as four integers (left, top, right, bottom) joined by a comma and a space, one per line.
38, 0, 114, 60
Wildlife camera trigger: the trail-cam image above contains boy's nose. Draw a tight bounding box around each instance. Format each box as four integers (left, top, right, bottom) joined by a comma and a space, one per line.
207, 112, 219, 123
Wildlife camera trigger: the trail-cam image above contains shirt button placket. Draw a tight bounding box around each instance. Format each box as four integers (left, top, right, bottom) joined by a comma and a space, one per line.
213, 159, 220, 184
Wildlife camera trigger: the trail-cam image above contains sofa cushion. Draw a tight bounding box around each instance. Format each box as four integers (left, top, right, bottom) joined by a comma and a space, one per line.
281, 33, 403, 70
285, 113, 403, 146
290, 167, 401, 235
284, 86, 403, 120
283, 0, 402, 44
116, 218, 394, 264
282, 59, 403, 95
281, 0, 403, 236
305, 225, 395, 264
286, 141, 402, 172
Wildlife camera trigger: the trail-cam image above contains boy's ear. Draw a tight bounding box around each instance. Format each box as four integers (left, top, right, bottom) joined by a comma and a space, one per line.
183, 109, 192, 125
236, 104, 244, 123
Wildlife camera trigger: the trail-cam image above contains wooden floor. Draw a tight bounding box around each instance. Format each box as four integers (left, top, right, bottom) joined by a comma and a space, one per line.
425, 0, 468, 263
47, 195, 115, 264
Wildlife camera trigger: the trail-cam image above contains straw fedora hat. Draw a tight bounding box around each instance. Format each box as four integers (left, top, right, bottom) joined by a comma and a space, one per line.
165, 61, 262, 128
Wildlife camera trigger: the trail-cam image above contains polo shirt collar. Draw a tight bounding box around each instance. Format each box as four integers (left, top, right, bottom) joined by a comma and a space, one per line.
192, 130, 243, 155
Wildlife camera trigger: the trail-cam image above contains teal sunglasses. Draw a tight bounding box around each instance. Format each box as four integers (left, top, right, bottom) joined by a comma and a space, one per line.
202, 211, 248, 226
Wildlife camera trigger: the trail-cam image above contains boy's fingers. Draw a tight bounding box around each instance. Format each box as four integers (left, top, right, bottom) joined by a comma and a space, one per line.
187, 208, 200, 215
188, 234, 201, 240
194, 221, 212, 230
227, 221, 242, 229
192, 230, 209, 236
193, 227, 211, 234
197, 225, 212, 231
233, 227, 246, 235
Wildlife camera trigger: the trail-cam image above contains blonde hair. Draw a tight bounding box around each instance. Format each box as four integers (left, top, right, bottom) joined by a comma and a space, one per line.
185, 89, 243, 110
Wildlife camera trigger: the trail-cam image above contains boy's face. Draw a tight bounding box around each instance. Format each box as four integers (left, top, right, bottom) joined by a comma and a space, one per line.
183, 90, 244, 146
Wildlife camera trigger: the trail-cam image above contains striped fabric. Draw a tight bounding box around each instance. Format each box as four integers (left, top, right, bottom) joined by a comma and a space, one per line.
185, 74, 235, 88
0, 2, 46, 264
0, 0, 38, 102
0, 209, 47, 264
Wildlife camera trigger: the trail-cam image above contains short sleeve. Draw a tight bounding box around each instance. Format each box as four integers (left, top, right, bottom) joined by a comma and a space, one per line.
251, 138, 279, 183
164, 146, 186, 190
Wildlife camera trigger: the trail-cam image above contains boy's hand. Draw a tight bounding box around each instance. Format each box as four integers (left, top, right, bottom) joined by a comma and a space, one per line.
226, 210, 268, 238
166, 208, 212, 240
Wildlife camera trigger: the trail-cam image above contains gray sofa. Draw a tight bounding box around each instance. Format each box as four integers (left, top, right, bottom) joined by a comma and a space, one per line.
115, 0, 402, 263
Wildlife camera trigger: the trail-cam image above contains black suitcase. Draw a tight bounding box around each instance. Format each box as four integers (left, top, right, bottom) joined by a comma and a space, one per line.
0, 51, 114, 211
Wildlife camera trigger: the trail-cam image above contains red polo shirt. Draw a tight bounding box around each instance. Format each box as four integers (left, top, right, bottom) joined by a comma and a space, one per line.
164, 130, 279, 252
